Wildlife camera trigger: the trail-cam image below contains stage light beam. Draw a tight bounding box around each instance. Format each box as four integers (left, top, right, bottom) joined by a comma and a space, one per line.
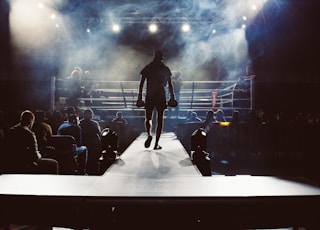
37, 2, 44, 9
10, 0, 62, 51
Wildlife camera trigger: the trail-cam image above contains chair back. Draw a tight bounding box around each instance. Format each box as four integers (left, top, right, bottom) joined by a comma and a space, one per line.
49, 135, 77, 153
47, 135, 77, 174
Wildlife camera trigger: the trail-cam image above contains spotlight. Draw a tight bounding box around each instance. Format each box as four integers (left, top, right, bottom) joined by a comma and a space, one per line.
86, 28, 91, 33
112, 24, 120, 32
101, 128, 118, 153
251, 4, 257, 10
51, 14, 56, 20
99, 128, 119, 174
181, 23, 190, 32
149, 23, 158, 33
190, 128, 211, 176
37, 2, 44, 9
190, 128, 207, 152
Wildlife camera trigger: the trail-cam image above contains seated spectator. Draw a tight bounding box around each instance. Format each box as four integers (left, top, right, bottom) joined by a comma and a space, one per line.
79, 109, 102, 175
202, 110, 217, 132
57, 113, 88, 175
65, 106, 77, 117
231, 110, 242, 125
186, 111, 202, 123
185, 110, 193, 122
48, 109, 64, 135
32, 110, 53, 155
3, 110, 58, 174
112, 111, 128, 124
214, 109, 227, 122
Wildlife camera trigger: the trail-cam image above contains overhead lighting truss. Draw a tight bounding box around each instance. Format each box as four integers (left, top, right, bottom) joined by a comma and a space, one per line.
110, 16, 224, 25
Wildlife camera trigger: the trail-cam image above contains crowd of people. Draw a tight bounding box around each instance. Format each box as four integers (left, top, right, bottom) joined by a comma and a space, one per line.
0, 106, 131, 175
182, 107, 320, 160
1, 102, 320, 176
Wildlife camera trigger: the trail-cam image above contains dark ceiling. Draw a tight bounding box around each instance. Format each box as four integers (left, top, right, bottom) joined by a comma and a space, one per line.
1, 0, 320, 82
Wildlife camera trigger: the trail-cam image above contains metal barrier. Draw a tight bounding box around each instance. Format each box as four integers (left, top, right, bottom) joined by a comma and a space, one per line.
51, 77, 253, 116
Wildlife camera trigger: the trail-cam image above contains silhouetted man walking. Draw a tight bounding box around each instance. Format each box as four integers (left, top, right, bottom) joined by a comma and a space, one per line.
137, 50, 175, 150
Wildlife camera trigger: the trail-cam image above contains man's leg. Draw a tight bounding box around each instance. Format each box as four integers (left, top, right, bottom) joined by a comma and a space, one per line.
154, 109, 164, 149
144, 108, 153, 148
145, 108, 153, 136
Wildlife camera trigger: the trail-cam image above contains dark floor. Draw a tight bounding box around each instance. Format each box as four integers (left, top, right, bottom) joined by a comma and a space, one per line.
209, 151, 320, 186
1, 133, 318, 230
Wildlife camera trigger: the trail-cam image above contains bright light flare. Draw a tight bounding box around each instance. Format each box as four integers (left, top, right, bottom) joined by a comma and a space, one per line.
181, 23, 191, 32
233, 0, 268, 23
37, 2, 44, 9
148, 23, 158, 33
10, 0, 62, 51
112, 24, 120, 32
251, 4, 257, 10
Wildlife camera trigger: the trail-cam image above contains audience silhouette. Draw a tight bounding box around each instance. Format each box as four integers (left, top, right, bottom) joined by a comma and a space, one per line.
79, 108, 102, 175
112, 111, 128, 124
32, 110, 53, 156
185, 111, 202, 123
3, 110, 58, 174
57, 113, 88, 175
